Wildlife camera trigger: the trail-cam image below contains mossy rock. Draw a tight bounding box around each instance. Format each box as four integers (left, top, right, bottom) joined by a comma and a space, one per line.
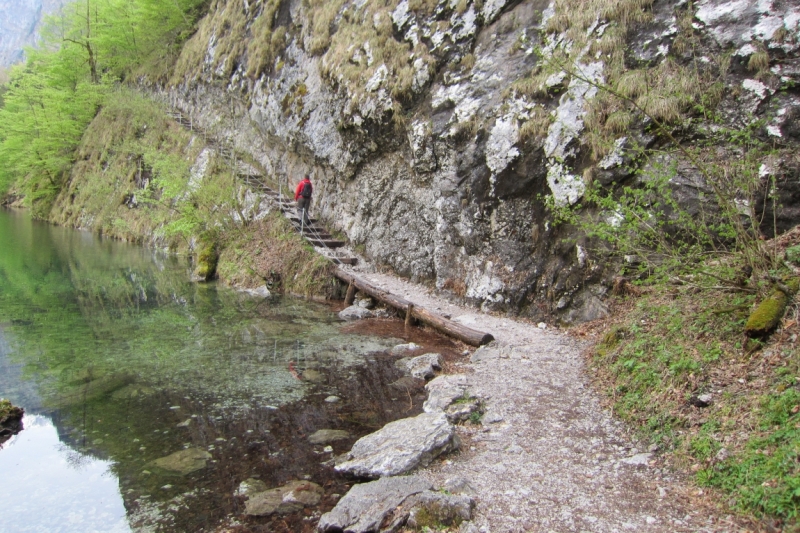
194, 231, 219, 281
744, 278, 799, 338
0, 399, 23, 425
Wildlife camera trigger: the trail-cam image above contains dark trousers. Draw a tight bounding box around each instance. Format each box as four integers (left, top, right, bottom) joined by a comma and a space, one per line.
296, 197, 311, 225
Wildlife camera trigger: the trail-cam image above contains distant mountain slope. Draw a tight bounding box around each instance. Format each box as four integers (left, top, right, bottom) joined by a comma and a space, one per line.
0, 0, 62, 68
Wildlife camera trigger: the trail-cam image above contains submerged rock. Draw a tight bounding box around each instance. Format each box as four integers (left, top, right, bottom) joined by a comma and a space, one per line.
308, 429, 351, 445
317, 475, 432, 533
335, 412, 459, 478
150, 447, 212, 475
244, 480, 323, 516
390, 342, 421, 355
235, 477, 268, 497
339, 305, 374, 321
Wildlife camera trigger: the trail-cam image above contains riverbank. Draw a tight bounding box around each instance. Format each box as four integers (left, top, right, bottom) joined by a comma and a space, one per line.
332, 266, 743, 532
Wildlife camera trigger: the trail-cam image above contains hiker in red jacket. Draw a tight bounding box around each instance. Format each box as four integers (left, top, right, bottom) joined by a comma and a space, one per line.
294, 175, 313, 226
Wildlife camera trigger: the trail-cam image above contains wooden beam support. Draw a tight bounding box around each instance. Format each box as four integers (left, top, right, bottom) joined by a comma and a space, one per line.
405, 304, 414, 327
333, 268, 494, 347
344, 281, 357, 306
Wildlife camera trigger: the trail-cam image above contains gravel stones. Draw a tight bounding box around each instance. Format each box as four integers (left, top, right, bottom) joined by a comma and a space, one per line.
244, 480, 324, 516
335, 412, 459, 478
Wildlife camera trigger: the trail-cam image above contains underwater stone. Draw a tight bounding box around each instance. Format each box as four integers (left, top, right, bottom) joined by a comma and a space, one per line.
150, 447, 212, 475
309, 429, 351, 445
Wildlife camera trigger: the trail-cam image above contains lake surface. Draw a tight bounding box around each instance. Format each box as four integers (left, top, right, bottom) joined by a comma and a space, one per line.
0, 209, 458, 532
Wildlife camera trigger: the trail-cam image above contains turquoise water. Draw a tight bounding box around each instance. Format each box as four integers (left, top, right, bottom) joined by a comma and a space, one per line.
0, 209, 451, 532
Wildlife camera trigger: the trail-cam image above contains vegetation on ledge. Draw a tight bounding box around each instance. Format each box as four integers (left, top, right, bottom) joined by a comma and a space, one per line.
581, 228, 800, 528
217, 213, 338, 299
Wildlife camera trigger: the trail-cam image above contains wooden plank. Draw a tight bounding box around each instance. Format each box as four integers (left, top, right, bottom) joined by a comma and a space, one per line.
333, 269, 494, 347
307, 239, 344, 248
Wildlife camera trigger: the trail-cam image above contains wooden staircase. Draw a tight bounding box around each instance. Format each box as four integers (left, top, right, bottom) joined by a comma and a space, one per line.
167, 111, 358, 266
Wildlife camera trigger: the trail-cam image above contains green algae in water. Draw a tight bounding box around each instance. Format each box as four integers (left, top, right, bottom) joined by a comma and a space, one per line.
0, 208, 446, 532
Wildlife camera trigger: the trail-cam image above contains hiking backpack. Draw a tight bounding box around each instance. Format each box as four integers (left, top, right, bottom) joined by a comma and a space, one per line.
301, 181, 312, 198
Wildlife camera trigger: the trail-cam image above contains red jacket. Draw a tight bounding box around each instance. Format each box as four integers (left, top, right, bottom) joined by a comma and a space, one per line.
295, 178, 312, 200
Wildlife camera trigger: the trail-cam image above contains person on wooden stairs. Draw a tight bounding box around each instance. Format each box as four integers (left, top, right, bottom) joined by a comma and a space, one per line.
294, 175, 313, 227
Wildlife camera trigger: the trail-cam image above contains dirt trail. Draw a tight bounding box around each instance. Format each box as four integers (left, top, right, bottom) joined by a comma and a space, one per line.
339, 266, 741, 532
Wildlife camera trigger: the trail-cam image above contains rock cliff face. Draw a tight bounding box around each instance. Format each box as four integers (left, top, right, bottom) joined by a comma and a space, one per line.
0, 0, 62, 67
153, 0, 800, 322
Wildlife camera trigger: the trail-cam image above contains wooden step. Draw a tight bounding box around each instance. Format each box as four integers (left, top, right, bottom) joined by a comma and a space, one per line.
289, 216, 318, 224
332, 257, 357, 265
307, 239, 345, 248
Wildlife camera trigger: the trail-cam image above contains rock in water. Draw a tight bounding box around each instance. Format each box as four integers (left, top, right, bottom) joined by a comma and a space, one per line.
245, 480, 323, 516
236, 478, 268, 497
335, 412, 458, 478
308, 429, 351, 444
338, 305, 374, 321
317, 475, 432, 533
150, 448, 212, 475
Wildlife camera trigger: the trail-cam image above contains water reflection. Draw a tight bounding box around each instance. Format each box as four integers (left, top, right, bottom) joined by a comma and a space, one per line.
0, 415, 130, 533
0, 209, 462, 532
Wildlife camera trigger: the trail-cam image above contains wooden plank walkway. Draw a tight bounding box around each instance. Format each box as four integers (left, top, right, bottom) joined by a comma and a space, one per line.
166, 108, 494, 345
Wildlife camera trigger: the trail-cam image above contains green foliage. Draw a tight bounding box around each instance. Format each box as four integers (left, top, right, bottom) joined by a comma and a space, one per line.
699, 390, 800, 521
0, 0, 205, 212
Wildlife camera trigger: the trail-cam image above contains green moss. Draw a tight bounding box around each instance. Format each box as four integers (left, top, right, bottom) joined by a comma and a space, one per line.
744, 279, 799, 338
0, 399, 22, 421
194, 231, 220, 281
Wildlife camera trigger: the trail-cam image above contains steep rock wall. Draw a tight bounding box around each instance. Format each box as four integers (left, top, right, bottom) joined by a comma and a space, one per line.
151, 0, 800, 322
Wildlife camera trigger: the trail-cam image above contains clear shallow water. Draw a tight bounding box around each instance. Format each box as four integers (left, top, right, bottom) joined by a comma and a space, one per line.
0, 208, 459, 532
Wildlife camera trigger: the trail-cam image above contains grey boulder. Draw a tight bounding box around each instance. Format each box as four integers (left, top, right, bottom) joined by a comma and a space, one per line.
317, 475, 432, 533
335, 412, 458, 478
396, 353, 442, 380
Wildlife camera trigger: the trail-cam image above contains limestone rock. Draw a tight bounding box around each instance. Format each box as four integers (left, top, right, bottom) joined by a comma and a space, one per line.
150, 448, 212, 475
423, 374, 469, 411
309, 429, 351, 445
336, 412, 459, 478
245, 480, 324, 516
317, 475, 432, 533
396, 353, 442, 380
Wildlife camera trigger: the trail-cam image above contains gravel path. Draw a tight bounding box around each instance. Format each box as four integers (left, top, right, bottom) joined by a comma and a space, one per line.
339, 266, 741, 532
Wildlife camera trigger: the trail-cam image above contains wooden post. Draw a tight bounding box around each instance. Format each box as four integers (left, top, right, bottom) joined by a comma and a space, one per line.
405, 304, 414, 327
344, 281, 357, 306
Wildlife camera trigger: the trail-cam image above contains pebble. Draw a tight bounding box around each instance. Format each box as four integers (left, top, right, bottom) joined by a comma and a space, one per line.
325, 396, 341, 403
